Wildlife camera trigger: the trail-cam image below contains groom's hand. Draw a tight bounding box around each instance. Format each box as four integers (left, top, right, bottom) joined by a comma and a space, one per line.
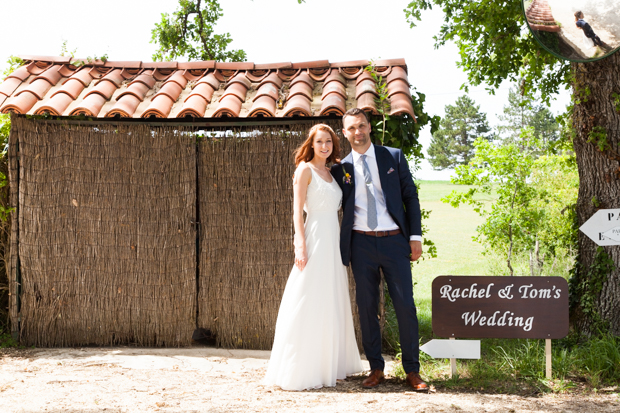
409, 241, 422, 262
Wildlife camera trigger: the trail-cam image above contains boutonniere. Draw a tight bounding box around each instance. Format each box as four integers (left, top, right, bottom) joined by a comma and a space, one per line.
342, 165, 352, 185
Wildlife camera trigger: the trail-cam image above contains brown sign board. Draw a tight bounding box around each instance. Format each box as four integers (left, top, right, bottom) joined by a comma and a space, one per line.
432, 276, 569, 339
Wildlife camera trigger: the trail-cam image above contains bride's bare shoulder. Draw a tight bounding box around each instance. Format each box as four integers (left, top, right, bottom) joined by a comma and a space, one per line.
293, 162, 312, 185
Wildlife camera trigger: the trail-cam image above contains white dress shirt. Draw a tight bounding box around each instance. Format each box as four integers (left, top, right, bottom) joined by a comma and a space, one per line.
351, 145, 422, 242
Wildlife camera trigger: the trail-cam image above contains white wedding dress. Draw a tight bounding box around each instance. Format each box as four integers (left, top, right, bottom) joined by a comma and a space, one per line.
264, 167, 363, 390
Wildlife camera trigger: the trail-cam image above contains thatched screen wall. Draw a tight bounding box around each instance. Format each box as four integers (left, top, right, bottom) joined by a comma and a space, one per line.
10, 117, 197, 346
9, 116, 361, 349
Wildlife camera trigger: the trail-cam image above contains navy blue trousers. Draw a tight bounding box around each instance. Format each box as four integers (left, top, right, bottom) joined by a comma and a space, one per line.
350, 232, 420, 374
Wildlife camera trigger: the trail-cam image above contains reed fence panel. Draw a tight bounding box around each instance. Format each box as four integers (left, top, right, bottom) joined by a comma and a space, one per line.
13, 118, 197, 346
197, 121, 362, 350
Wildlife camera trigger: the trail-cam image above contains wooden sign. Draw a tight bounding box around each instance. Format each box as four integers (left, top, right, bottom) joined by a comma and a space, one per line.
579, 209, 620, 246
432, 276, 569, 339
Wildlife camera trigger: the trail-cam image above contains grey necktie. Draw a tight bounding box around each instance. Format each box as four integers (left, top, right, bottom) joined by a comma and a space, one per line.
361, 155, 378, 230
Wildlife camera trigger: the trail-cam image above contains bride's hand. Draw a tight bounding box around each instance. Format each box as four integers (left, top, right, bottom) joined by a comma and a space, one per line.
294, 246, 308, 271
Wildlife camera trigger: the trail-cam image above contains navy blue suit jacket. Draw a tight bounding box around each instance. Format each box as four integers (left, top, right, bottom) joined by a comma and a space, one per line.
331, 144, 422, 266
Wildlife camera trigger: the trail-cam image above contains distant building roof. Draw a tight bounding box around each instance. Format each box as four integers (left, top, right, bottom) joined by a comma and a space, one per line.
525, 0, 560, 33
0, 57, 415, 120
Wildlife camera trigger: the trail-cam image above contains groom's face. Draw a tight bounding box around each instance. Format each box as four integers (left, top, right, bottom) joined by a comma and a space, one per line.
343, 114, 371, 153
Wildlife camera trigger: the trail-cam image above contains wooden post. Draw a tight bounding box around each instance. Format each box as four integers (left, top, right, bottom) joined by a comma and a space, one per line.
545, 339, 552, 379
449, 337, 457, 378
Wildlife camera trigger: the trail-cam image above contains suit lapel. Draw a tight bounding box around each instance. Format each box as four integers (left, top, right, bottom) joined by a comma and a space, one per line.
340, 152, 355, 195
374, 145, 393, 194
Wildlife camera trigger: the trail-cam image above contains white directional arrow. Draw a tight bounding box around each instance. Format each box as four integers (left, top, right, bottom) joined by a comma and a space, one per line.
602, 226, 620, 242
420, 339, 480, 359
579, 209, 620, 246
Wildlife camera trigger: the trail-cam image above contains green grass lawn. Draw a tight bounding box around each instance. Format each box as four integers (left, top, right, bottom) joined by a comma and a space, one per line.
411, 180, 493, 339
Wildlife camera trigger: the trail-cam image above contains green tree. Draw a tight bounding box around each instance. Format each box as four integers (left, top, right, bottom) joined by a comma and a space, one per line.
151, 0, 246, 62
444, 128, 577, 276
427, 95, 492, 170
498, 87, 560, 151
405, 0, 620, 336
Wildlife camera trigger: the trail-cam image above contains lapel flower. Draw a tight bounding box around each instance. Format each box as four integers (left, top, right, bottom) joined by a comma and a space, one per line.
342, 165, 352, 185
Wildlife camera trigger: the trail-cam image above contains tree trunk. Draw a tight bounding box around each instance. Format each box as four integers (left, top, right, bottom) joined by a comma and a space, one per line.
571, 52, 620, 335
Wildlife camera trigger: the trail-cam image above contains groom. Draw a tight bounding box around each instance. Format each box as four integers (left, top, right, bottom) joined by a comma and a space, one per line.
331, 108, 428, 391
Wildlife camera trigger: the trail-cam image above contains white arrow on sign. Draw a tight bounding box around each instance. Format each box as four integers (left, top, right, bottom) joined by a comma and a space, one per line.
420, 339, 480, 359
579, 209, 620, 246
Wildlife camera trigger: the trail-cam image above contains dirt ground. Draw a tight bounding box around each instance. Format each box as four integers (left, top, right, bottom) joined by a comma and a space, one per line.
1, 346, 619, 413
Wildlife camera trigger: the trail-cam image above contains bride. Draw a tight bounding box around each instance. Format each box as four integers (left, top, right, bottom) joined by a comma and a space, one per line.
264, 124, 363, 390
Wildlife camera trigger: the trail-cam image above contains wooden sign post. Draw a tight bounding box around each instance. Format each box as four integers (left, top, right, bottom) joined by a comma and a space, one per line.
430, 276, 569, 379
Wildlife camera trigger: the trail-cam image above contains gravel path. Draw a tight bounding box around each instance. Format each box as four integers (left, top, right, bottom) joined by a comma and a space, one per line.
1, 347, 618, 412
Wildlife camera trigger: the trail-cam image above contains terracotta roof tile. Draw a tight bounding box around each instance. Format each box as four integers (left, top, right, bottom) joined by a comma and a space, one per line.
288, 81, 313, 101
0, 77, 22, 97
215, 62, 254, 70
0, 92, 39, 114
142, 95, 176, 118
387, 79, 411, 98
52, 78, 87, 100
253, 82, 279, 102
70, 94, 108, 117
143, 61, 178, 69
102, 61, 142, 69
389, 93, 415, 117
277, 68, 302, 82
323, 69, 346, 86
330, 60, 370, 68
283, 94, 312, 117
5, 65, 31, 81
196, 73, 221, 91
355, 78, 377, 99
246, 70, 270, 83
220, 82, 248, 102
290, 72, 313, 88
178, 61, 216, 70
106, 94, 142, 118
386, 66, 409, 85
186, 83, 216, 104
320, 93, 346, 116
19, 55, 72, 64
32, 65, 63, 87
34, 93, 74, 116
228, 73, 252, 89
0, 57, 416, 119
177, 95, 209, 118
254, 62, 292, 70
260, 72, 283, 89
213, 95, 243, 117
307, 68, 331, 82
249, 95, 277, 117
357, 92, 378, 115
292, 60, 330, 69
374, 58, 406, 67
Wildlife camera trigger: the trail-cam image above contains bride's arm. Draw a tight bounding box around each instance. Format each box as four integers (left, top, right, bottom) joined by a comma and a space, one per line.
292, 162, 312, 270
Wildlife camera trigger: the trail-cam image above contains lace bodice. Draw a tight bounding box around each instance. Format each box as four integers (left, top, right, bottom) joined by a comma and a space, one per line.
304, 167, 342, 213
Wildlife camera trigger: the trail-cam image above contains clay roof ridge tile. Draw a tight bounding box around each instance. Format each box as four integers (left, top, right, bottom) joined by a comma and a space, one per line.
291, 60, 330, 69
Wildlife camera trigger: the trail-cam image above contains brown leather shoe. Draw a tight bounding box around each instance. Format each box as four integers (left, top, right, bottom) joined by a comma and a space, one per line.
362, 369, 385, 388
406, 372, 429, 391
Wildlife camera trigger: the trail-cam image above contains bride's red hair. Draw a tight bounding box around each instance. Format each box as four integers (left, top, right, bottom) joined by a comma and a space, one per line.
294, 124, 341, 166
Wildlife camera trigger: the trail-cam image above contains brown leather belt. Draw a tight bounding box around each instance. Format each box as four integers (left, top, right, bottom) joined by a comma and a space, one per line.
353, 229, 401, 237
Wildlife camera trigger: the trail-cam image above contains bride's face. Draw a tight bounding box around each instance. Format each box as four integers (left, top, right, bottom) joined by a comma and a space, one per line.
312, 130, 333, 162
